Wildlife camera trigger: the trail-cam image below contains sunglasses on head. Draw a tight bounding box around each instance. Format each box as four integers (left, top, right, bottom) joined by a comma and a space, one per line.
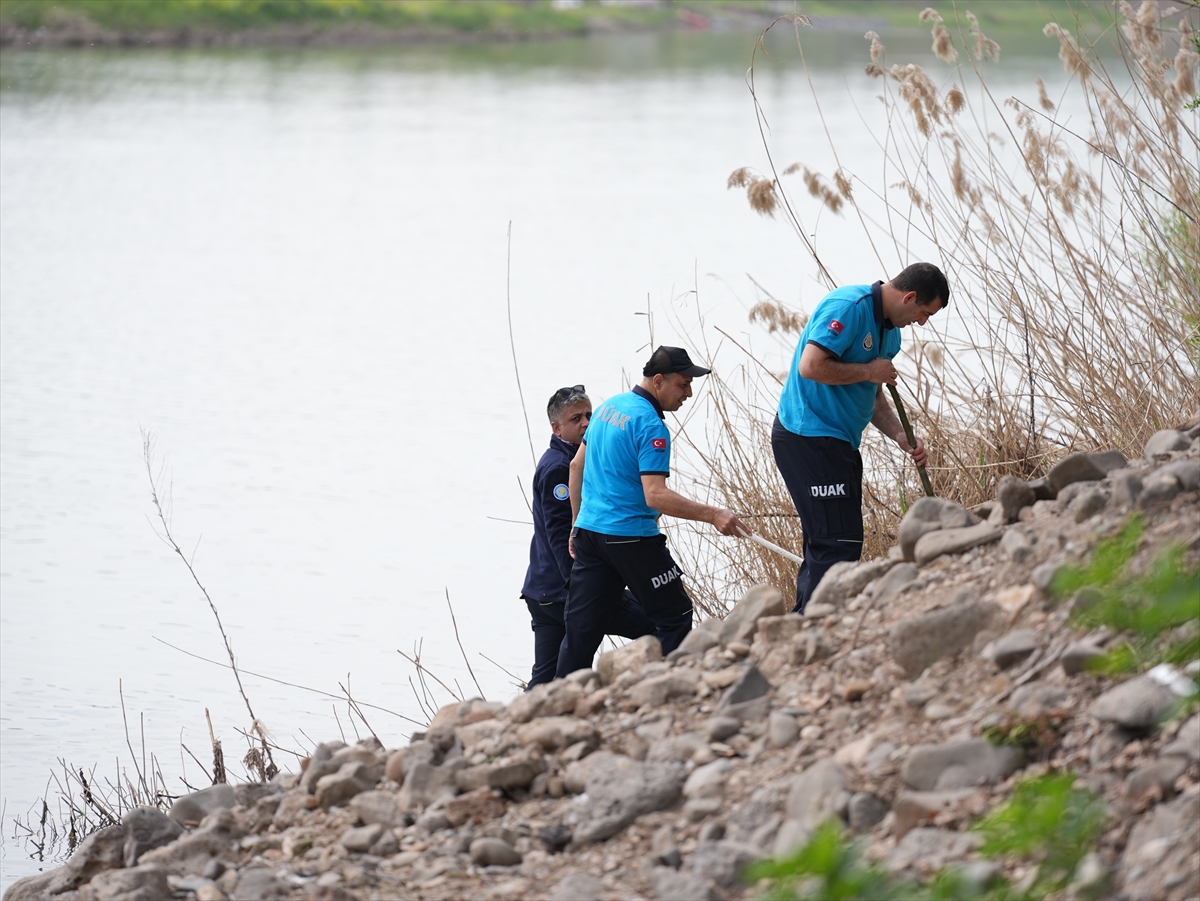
554, 384, 585, 399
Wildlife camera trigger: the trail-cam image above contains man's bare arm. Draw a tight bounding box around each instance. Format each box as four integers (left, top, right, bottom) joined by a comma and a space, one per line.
567, 444, 586, 558
800, 342, 896, 385
641, 475, 748, 537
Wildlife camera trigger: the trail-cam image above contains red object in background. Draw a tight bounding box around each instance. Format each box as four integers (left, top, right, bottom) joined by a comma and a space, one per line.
677, 8, 710, 29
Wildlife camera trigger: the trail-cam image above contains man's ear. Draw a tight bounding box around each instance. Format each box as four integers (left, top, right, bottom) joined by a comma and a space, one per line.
903, 290, 919, 306
550, 421, 562, 437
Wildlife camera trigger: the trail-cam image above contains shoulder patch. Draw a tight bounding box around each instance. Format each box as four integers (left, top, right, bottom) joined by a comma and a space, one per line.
828, 319, 844, 335
553, 484, 569, 501
652, 438, 667, 450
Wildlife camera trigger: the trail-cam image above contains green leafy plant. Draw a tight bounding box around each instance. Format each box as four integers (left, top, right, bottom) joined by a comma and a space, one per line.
981, 712, 1067, 761
748, 772, 1106, 901
973, 772, 1107, 899
1050, 515, 1200, 674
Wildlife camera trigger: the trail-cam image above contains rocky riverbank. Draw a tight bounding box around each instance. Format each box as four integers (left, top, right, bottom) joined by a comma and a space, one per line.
6, 420, 1199, 901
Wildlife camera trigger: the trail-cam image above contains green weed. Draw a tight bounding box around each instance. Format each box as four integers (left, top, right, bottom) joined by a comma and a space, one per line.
748, 773, 1105, 901
1050, 516, 1200, 675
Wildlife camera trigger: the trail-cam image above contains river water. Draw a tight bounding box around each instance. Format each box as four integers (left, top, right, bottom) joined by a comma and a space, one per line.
0, 25, 1066, 887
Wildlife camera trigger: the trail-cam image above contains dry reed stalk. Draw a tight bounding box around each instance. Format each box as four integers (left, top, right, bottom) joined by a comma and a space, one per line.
669, 3, 1197, 611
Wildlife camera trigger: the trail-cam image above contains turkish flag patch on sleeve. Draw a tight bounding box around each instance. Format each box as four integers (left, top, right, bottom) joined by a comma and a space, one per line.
652, 438, 667, 449
828, 319, 845, 334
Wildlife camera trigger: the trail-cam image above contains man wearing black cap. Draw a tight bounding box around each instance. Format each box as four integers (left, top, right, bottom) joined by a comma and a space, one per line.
555, 347, 750, 679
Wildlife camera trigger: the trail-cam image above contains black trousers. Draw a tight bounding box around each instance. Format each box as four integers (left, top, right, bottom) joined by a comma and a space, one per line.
556, 529, 692, 678
523, 591, 651, 690
771, 417, 864, 613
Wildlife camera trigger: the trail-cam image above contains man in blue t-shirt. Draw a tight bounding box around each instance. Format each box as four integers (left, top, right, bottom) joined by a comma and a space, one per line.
774, 263, 950, 613
520, 385, 653, 688
555, 346, 750, 679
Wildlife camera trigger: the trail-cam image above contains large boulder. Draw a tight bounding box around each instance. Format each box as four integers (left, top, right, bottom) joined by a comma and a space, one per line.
719, 584, 786, 644
595, 636, 662, 686
573, 755, 685, 844
773, 759, 848, 856
898, 498, 978, 562
888, 599, 1000, 678
901, 739, 1023, 791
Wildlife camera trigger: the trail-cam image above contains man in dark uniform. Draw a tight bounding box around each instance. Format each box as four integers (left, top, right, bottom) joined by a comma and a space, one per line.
520, 385, 652, 688
555, 348, 750, 679
772, 263, 949, 613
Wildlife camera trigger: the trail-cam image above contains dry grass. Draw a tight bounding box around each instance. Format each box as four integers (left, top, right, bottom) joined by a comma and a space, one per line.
673, 1, 1199, 611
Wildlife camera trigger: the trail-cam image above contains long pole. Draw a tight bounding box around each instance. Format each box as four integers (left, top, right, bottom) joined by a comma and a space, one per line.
887, 384, 935, 498
737, 528, 803, 566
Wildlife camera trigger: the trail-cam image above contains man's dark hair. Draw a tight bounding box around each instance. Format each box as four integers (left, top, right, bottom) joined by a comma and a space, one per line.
892, 262, 950, 309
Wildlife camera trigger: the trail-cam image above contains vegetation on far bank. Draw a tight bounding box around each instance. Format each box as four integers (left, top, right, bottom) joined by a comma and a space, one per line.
0, 0, 1121, 44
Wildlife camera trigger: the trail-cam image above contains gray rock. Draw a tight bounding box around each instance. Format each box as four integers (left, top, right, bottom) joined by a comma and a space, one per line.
684, 797, 723, 821
691, 839, 757, 888
872, 562, 919, 607
1027, 476, 1056, 500
698, 822, 726, 843
1125, 757, 1188, 801
1120, 792, 1200, 901
1089, 725, 1137, 766
646, 732, 707, 763
549, 874, 607, 901
1031, 560, 1062, 593
36, 825, 125, 896
902, 739, 1023, 790
398, 759, 462, 810
122, 806, 183, 867
563, 749, 615, 794
469, 837, 522, 866
898, 497, 979, 562
888, 599, 1000, 678
768, 711, 799, 748
416, 809, 450, 833
704, 716, 741, 742
629, 672, 700, 708
684, 759, 732, 800
989, 629, 1040, 669
1140, 473, 1183, 506
903, 683, 938, 708
773, 759, 848, 856
315, 761, 376, 809
1161, 714, 1200, 760
595, 635, 662, 686
1, 871, 61, 901
232, 867, 289, 901
340, 822, 385, 852
1110, 470, 1144, 508
456, 757, 542, 792
719, 583, 786, 645
886, 827, 981, 873
651, 868, 720, 901
1089, 675, 1176, 729
1061, 641, 1106, 676
506, 678, 583, 722
398, 740, 443, 779
1158, 459, 1200, 491
1000, 528, 1032, 563
1089, 450, 1129, 473
914, 521, 1001, 565
348, 790, 405, 827
676, 619, 721, 656
1048, 452, 1107, 493
1145, 429, 1190, 456
995, 475, 1036, 522
1070, 487, 1109, 522
810, 559, 893, 607
716, 665, 771, 711
1010, 683, 1070, 718
892, 789, 975, 838
78, 863, 171, 901
573, 755, 685, 844
169, 784, 235, 825
866, 740, 899, 778
848, 793, 888, 832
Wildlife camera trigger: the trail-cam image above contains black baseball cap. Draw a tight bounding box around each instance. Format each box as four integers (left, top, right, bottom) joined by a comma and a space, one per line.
642, 346, 712, 378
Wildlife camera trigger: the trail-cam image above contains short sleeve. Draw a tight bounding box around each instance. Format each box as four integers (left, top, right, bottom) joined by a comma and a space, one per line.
637, 418, 671, 476
806, 299, 859, 359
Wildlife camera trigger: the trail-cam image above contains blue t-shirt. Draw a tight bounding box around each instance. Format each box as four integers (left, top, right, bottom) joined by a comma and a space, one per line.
777, 282, 901, 448
574, 386, 671, 537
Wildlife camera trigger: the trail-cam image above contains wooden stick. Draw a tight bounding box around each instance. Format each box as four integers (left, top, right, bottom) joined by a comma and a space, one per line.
887, 384, 935, 497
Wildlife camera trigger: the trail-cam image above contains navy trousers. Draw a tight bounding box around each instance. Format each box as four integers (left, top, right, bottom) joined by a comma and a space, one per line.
771, 417, 864, 613
556, 529, 692, 679
524, 591, 651, 689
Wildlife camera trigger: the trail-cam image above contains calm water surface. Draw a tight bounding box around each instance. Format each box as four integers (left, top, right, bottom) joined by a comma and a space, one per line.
0, 27, 1063, 886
